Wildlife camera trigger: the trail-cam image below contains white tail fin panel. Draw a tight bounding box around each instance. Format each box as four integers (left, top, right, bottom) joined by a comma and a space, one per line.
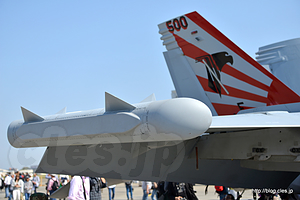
159, 11, 300, 115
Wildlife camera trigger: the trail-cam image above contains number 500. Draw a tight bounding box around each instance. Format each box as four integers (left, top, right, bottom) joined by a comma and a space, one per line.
166, 16, 188, 32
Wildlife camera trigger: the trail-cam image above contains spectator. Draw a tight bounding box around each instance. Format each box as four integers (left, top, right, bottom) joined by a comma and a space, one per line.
15, 172, 19, 178
60, 175, 69, 186
225, 194, 235, 200
47, 174, 58, 200
8, 174, 15, 200
215, 186, 229, 200
11, 175, 23, 200
45, 174, 51, 179
166, 182, 198, 200
19, 173, 25, 181
4, 173, 12, 198
0, 174, 4, 191
24, 176, 33, 200
142, 181, 152, 200
90, 177, 106, 200
228, 188, 238, 200
108, 185, 116, 200
68, 176, 90, 200
31, 173, 40, 193
125, 181, 133, 200
157, 181, 167, 199
151, 182, 158, 200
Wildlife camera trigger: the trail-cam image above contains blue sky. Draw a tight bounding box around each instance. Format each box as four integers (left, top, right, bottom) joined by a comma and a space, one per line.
1, 0, 300, 170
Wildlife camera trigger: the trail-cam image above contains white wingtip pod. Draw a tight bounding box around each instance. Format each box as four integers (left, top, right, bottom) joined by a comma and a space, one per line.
147, 98, 212, 140
7, 119, 23, 147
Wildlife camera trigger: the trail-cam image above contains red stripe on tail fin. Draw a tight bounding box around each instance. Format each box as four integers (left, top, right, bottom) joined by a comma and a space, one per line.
159, 11, 300, 115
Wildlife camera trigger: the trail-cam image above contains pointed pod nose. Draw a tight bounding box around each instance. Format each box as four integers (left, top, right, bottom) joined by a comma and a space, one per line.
148, 98, 212, 140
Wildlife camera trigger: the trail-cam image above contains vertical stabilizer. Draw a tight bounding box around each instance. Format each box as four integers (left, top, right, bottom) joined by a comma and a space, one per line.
256, 38, 300, 96
158, 12, 300, 115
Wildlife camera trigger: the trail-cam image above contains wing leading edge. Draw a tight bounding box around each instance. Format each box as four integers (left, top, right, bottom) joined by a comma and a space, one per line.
207, 111, 300, 132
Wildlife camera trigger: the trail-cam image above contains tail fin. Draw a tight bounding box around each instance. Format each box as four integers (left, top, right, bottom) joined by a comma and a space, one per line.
158, 11, 300, 116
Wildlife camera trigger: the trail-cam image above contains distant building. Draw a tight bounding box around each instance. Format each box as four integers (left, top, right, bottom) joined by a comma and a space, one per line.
31, 165, 38, 171
0, 168, 9, 176
9, 167, 18, 172
19, 168, 34, 177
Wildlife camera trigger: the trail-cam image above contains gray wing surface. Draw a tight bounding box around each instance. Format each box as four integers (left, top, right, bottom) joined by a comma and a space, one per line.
37, 112, 300, 190
208, 111, 300, 132
36, 139, 300, 190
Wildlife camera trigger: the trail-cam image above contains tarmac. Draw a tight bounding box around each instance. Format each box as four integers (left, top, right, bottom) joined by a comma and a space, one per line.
0, 182, 254, 200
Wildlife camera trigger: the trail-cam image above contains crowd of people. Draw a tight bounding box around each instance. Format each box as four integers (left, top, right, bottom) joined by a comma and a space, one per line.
142, 181, 198, 200
208, 186, 300, 200
1, 172, 40, 200
1, 173, 298, 200
67, 178, 197, 200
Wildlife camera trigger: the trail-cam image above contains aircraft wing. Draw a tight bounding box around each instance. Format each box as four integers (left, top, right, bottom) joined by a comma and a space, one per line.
35, 110, 300, 190
50, 182, 70, 199
207, 111, 300, 132
36, 110, 300, 191
36, 140, 300, 191
202, 112, 300, 164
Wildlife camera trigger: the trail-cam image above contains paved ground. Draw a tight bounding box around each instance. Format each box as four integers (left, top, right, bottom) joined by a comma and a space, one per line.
0, 183, 254, 200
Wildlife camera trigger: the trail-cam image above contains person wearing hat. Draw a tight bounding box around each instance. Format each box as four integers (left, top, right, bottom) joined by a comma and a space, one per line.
47, 174, 59, 200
